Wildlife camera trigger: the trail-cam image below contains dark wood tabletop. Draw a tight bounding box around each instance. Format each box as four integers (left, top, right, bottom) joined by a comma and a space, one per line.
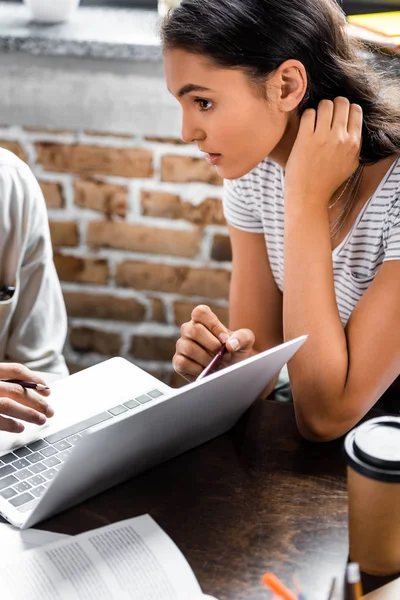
35, 399, 356, 600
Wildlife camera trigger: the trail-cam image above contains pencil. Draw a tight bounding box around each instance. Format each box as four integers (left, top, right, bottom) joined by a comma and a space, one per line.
327, 578, 337, 600
196, 344, 227, 380
346, 563, 363, 600
2, 379, 50, 392
261, 572, 298, 600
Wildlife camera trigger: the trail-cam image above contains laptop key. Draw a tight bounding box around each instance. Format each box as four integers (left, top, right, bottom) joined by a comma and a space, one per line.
53, 440, 72, 451
67, 434, 81, 445
0, 453, 18, 464
12, 458, 30, 470
136, 394, 152, 404
29, 462, 46, 474
26, 452, 44, 464
43, 456, 61, 468
44, 412, 113, 444
123, 399, 140, 410
0, 464, 16, 478
0, 487, 17, 500
57, 451, 71, 462
40, 446, 58, 457
0, 475, 18, 491
14, 481, 32, 493
13, 447, 32, 458
31, 485, 46, 498
28, 475, 46, 487
10, 492, 34, 507
27, 439, 49, 452
108, 405, 128, 416
43, 468, 57, 481
17, 499, 39, 513
15, 468, 33, 481
147, 389, 164, 399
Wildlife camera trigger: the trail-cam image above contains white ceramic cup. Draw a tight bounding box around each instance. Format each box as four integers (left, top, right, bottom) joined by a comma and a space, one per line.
23, 0, 81, 23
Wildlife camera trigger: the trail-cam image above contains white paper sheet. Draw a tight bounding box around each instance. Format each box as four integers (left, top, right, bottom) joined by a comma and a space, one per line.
0, 522, 69, 559
0, 514, 216, 600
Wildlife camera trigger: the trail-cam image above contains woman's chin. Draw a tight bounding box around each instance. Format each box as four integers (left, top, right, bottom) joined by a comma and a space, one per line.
214, 158, 265, 180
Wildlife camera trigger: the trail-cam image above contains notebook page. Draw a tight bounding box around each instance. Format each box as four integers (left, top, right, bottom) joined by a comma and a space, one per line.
0, 515, 206, 600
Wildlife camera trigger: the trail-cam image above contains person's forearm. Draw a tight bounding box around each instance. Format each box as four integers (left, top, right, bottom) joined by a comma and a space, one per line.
283, 197, 350, 440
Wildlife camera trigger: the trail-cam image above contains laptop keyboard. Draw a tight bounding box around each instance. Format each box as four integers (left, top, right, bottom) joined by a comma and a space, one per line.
0, 388, 165, 514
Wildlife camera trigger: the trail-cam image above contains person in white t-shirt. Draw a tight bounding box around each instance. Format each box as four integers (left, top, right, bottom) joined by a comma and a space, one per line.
161, 0, 400, 441
0, 149, 68, 434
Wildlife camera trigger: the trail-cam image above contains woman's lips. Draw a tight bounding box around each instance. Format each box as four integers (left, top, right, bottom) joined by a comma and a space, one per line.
205, 153, 222, 165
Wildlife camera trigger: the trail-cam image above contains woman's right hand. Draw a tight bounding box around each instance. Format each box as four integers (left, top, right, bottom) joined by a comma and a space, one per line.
0, 363, 53, 433
173, 305, 256, 382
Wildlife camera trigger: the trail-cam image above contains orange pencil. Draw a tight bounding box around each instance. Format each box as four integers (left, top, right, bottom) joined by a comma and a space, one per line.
261, 572, 299, 600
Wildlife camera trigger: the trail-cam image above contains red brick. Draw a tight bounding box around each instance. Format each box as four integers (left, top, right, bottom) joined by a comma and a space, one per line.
54, 254, 109, 285
211, 234, 232, 262
145, 136, 188, 145
151, 298, 166, 322
35, 143, 153, 178
49, 221, 79, 247
130, 335, 177, 361
116, 261, 230, 299
84, 130, 133, 139
141, 191, 225, 226
161, 155, 222, 185
39, 181, 64, 209
173, 301, 229, 327
70, 327, 121, 356
63, 291, 146, 322
74, 179, 128, 218
87, 221, 201, 258
0, 141, 28, 163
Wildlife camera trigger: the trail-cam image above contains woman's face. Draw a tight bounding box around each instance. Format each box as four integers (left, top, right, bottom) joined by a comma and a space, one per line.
164, 49, 291, 180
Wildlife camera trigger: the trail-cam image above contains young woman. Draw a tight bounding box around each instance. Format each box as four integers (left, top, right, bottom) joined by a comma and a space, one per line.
161, 0, 400, 441
0, 149, 68, 433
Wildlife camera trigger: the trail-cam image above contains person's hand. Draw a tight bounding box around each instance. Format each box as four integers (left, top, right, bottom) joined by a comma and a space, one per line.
285, 97, 363, 204
173, 305, 256, 382
0, 364, 53, 433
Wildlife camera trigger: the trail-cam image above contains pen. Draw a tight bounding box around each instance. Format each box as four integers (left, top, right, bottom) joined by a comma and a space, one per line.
327, 578, 339, 600
346, 563, 363, 600
261, 572, 298, 600
2, 380, 50, 392
196, 344, 227, 380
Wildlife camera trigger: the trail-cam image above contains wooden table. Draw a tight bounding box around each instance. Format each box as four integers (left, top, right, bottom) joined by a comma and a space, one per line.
36, 399, 389, 600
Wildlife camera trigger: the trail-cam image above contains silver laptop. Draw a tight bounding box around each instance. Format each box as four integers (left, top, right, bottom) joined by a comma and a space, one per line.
0, 336, 306, 529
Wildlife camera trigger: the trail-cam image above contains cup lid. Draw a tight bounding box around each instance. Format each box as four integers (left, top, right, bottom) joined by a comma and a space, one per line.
345, 416, 400, 482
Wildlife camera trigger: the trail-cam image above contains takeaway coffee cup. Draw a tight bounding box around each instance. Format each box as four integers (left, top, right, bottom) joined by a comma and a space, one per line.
344, 416, 400, 576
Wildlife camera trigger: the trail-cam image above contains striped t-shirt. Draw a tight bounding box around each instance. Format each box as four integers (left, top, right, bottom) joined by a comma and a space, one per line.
223, 156, 400, 326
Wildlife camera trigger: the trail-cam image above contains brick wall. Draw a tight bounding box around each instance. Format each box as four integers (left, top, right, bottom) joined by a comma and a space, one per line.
0, 127, 231, 386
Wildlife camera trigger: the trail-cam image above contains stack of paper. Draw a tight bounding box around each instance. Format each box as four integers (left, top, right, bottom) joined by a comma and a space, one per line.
0, 515, 218, 600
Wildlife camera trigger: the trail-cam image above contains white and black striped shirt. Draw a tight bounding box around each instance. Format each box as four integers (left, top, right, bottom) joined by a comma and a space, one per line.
223, 156, 400, 326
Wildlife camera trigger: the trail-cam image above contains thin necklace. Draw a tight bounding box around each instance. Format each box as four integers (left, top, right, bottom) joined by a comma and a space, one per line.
330, 164, 365, 240
328, 164, 362, 210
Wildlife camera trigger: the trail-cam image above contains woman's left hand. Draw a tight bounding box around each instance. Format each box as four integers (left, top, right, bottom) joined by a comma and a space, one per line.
284, 97, 363, 204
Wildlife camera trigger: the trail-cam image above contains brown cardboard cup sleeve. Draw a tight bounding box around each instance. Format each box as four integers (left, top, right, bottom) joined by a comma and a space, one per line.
345, 416, 400, 576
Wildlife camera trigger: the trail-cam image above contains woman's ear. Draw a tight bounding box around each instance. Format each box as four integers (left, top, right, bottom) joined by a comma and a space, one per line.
269, 60, 307, 113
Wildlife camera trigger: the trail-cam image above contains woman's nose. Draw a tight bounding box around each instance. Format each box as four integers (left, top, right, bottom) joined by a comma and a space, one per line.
181, 116, 205, 144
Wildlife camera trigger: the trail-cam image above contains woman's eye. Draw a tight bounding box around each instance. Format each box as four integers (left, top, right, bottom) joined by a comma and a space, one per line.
195, 99, 213, 112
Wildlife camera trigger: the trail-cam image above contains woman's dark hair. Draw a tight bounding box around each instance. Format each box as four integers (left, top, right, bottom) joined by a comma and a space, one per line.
161, 0, 400, 163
